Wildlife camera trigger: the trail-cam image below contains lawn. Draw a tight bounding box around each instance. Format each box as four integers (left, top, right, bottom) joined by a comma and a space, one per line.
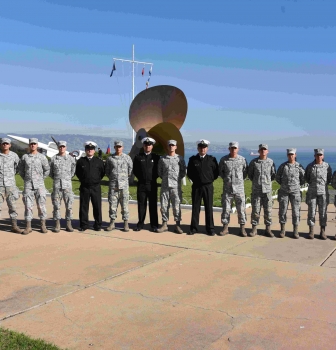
0, 328, 62, 350
15, 175, 281, 207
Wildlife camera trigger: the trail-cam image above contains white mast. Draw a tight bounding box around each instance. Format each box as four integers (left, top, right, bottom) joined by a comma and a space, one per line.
113, 44, 153, 145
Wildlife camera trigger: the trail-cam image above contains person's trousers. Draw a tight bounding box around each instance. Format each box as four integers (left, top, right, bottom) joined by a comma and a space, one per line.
79, 185, 102, 229
137, 185, 158, 228
190, 183, 214, 233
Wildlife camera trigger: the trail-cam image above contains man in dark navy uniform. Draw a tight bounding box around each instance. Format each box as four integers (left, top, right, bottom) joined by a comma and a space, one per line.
75, 141, 105, 231
187, 139, 219, 236
133, 137, 160, 232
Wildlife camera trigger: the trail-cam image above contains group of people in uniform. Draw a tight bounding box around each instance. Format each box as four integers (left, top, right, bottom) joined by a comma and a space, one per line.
1, 136, 336, 240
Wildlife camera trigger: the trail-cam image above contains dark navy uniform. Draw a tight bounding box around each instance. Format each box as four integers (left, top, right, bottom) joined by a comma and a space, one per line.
133, 151, 160, 230
76, 156, 105, 230
187, 154, 219, 234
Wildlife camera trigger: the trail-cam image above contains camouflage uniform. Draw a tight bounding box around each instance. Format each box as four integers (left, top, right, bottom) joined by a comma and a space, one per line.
219, 154, 248, 225
0, 150, 20, 219
276, 161, 305, 225
19, 153, 50, 221
50, 154, 76, 220
248, 158, 276, 226
332, 171, 336, 206
105, 153, 133, 220
305, 161, 332, 226
158, 154, 186, 222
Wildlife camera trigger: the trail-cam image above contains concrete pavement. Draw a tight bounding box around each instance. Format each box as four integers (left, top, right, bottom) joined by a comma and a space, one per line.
1, 198, 336, 349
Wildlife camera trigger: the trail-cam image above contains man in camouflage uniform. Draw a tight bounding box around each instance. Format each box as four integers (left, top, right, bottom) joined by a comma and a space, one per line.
218, 141, 248, 237
49, 141, 76, 233
105, 140, 133, 232
0, 137, 22, 233
331, 170, 336, 240
157, 140, 186, 234
275, 148, 305, 239
19, 138, 50, 234
305, 149, 332, 240
248, 144, 276, 237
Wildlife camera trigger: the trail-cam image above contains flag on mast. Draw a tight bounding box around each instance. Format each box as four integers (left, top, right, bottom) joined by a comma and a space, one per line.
110, 62, 116, 77
141, 67, 144, 76
149, 66, 152, 76
106, 143, 111, 154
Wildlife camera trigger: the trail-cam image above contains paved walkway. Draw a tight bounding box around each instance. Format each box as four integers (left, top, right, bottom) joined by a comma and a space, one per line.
1, 199, 336, 349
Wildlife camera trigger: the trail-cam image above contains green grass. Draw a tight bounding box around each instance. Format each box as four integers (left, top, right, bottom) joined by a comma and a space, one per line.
0, 328, 62, 350
15, 175, 281, 207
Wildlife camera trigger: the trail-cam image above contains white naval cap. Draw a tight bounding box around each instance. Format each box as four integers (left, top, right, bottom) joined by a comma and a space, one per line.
229, 141, 239, 148
287, 148, 296, 154
1, 137, 11, 144
57, 141, 67, 147
167, 140, 177, 146
196, 139, 210, 147
141, 137, 156, 145
83, 141, 98, 148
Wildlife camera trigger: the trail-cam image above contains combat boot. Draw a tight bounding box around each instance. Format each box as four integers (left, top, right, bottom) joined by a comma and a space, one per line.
279, 223, 286, 238
105, 220, 115, 231
157, 221, 168, 233
265, 225, 274, 238
41, 220, 48, 234
11, 219, 23, 234
308, 225, 314, 239
218, 224, 229, 236
66, 219, 74, 232
174, 221, 183, 234
124, 220, 129, 232
250, 225, 257, 237
22, 221, 32, 235
53, 219, 60, 233
240, 224, 247, 237
293, 225, 299, 239
320, 226, 327, 240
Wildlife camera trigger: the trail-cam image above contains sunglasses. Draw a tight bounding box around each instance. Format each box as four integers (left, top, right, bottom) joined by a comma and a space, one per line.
59, 145, 66, 148
30, 143, 37, 145
1, 143, 9, 145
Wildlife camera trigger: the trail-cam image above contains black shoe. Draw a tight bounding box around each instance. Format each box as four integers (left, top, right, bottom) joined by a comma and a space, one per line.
187, 231, 195, 235
93, 227, 101, 232
207, 230, 216, 236
133, 227, 142, 232
151, 227, 158, 233
78, 227, 87, 232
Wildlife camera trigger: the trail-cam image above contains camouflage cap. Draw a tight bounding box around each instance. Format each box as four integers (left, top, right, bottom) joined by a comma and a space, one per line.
287, 148, 296, 155
114, 140, 123, 146
83, 141, 97, 148
229, 141, 239, 148
197, 139, 210, 147
167, 140, 177, 146
1, 137, 11, 144
57, 141, 67, 147
259, 144, 268, 150
29, 138, 38, 144
314, 148, 324, 155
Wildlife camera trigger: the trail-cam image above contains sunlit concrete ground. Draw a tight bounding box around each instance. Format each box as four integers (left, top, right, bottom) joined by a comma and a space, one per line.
1, 198, 336, 349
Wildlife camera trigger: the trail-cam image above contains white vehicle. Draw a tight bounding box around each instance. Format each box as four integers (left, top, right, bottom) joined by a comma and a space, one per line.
7, 135, 86, 159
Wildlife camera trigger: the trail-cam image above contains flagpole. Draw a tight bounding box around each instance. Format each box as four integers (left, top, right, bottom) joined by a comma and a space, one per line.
112, 45, 153, 145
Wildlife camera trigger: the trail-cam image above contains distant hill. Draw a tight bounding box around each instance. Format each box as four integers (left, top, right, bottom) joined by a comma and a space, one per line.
1, 133, 247, 154
1, 133, 133, 154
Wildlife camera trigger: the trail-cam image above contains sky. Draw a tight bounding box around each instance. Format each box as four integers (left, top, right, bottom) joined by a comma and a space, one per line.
1, 0, 335, 146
